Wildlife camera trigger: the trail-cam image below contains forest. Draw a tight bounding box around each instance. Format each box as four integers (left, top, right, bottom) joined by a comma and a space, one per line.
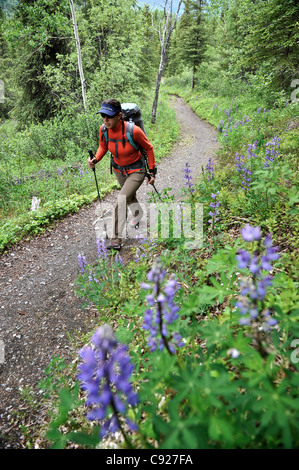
0, 0, 299, 450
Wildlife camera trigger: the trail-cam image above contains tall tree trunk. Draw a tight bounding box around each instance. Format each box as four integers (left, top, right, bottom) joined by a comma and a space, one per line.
152, 47, 167, 124
151, 0, 183, 124
69, 0, 87, 113
191, 64, 196, 91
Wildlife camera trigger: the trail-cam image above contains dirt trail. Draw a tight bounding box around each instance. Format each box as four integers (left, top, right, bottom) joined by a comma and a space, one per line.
0, 96, 219, 448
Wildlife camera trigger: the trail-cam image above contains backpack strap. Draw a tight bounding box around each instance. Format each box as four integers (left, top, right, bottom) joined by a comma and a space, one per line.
101, 122, 139, 152
125, 121, 139, 151
101, 121, 146, 175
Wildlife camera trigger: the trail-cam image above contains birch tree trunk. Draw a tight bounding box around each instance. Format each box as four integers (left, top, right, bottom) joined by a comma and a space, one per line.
151, 0, 183, 124
69, 0, 87, 113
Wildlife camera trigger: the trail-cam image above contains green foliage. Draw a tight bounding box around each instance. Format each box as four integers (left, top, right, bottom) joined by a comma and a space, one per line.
167, 0, 207, 89
0, 0, 161, 124
166, 0, 299, 103
42, 59, 298, 450
1, 0, 299, 451
0, 192, 97, 252
47, 235, 299, 449
5, 0, 72, 123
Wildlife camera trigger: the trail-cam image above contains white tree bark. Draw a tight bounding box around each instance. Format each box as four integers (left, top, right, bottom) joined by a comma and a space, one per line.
151, 0, 183, 124
69, 0, 87, 112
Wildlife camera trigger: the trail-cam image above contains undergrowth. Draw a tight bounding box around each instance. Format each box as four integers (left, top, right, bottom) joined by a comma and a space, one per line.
14, 82, 299, 450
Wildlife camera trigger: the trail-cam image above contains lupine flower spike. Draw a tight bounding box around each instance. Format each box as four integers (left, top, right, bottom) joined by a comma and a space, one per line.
78, 253, 88, 274
78, 324, 138, 441
208, 191, 220, 225
184, 162, 194, 193
206, 158, 214, 182
264, 136, 281, 168
96, 237, 108, 260
141, 258, 184, 355
235, 225, 279, 349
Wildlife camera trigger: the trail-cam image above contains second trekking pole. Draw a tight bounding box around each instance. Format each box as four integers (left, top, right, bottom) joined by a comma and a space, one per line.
88, 150, 108, 239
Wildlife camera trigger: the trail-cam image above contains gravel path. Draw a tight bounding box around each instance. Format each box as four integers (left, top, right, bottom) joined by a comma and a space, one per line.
0, 96, 219, 448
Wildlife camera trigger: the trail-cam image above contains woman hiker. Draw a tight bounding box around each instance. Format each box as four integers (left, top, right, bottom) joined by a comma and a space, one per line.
87, 99, 156, 251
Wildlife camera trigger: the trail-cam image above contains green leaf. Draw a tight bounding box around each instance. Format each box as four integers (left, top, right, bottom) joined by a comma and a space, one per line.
208, 416, 234, 443
66, 430, 101, 448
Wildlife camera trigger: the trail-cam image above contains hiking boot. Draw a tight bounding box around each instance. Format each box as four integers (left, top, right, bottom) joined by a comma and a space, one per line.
107, 239, 122, 251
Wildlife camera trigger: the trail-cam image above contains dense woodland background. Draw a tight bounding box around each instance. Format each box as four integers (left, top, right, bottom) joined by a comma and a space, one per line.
0, 0, 298, 232
1, 0, 298, 124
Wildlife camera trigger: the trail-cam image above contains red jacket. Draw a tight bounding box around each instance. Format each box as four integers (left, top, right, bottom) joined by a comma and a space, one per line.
95, 120, 155, 173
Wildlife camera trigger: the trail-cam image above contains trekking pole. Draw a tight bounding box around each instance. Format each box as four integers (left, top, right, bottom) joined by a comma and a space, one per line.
148, 176, 162, 201
88, 150, 108, 239
145, 165, 162, 202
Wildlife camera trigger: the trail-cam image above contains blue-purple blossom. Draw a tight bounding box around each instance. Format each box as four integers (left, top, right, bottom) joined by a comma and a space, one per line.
141, 258, 184, 355
78, 324, 138, 439
184, 162, 194, 192
208, 191, 220, 225
235, 153, 251, 190
246, 141, 258, 159
114, 253, 123, 265
206, 158, 214, 182
264, 136, 281, 168
241, 224, 261, 242
235, 225, 279, 329
262, 310, 278, 330
78, 253, 88, 273
96, 238, 107, 260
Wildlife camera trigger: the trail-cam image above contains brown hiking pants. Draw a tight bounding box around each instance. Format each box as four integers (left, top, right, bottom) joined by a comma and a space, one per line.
112, 168, 145, 241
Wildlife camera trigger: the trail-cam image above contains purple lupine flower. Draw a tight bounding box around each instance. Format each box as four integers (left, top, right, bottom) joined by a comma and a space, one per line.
235, 225, 279, 329
264, 136, 281, 168
208, 191, 220, 225
206, 158, 214, 182
236, 249, 251, 268
262, 310, 278, 331
96, 237, 108, 260
246, 141, 258, 159
218, 119, 224, 132
114, 253, 123, 265
57, 167, 62, 175
78, 253, 88, 273
261, 244, 279, 270
235, 153, 251, 190
141, 258, 184, 355
241, 224, 261, 242
78, 324, 138, 439
184, 162, 194, 192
